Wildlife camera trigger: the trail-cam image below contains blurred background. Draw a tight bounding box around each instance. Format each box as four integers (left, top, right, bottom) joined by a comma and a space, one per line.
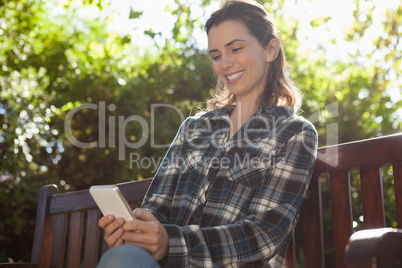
0, 0, 401, 265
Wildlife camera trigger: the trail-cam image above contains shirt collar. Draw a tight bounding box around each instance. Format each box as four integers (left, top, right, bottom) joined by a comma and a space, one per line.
201, 105, 295, 121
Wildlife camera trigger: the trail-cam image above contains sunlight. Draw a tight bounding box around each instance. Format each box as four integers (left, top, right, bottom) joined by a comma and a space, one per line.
51, 0, 401, 104
56, 0, 400, 64
108, 0, 177, 48
283, 0, 401, 64
105, 0, 220, 51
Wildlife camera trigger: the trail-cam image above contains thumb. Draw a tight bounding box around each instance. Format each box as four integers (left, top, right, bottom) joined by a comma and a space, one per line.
133, 208, 157, 222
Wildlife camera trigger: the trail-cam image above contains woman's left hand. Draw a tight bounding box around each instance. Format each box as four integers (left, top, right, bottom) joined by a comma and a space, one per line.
122, 208, 169, 261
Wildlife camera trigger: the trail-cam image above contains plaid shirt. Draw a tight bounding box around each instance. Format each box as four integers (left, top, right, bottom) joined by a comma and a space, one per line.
142, 105, 318, 268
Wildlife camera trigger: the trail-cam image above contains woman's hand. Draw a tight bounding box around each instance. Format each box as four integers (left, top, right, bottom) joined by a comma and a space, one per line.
98, 215, 126, 248
122, 208, 169, 261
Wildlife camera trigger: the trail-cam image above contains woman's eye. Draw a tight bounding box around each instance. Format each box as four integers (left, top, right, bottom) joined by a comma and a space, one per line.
212, 55, 220, 60
232, 47, 242, 53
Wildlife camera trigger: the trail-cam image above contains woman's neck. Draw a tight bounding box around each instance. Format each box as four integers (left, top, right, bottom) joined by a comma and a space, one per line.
228, 101, 259, 140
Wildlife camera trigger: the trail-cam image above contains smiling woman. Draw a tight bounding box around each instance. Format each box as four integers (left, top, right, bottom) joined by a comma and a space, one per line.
207, 20, 278, 111
96, 1, 318, 267
205, 1, 301, 115
1, 0, 400, 264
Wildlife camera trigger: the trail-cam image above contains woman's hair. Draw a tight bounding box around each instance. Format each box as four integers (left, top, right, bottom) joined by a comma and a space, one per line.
205, 0, 302, 112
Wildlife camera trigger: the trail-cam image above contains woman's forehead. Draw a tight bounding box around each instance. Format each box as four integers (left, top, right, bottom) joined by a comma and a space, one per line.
207, 20, 251, 49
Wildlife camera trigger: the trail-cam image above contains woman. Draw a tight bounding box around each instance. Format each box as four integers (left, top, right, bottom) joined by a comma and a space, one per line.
98, 0, 317, 267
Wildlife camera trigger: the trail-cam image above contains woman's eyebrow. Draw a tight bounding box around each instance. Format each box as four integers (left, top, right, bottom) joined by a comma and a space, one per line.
225, 39, 245, 47
208, 39, 245, 55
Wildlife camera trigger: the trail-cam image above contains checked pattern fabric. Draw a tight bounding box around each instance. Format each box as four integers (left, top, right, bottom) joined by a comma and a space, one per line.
142, 105, 318, 268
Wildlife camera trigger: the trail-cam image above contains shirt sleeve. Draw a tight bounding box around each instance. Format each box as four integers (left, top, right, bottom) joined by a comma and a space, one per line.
160, 127, 318, 267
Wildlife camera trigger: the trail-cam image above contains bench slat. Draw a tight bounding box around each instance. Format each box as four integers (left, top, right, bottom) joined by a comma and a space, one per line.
49, 179, 152, 214
38, 214, 55, 268
118, 180, 152, 206
50, 214, 68, 268
83, 209, 101, 268
67, 211, 84, 267
302, 173, 324, 268
49, 191, 98, 214
101, 233, 109, 254
284, 233, 295, 268
394, 162, 402, 227
31, 185, 58, 264
360, 166, 385, 228
316, 134, 402, 174
330, 171, 353, 268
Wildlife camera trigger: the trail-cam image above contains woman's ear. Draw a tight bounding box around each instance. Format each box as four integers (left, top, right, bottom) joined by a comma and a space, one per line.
265, 38, 280, 63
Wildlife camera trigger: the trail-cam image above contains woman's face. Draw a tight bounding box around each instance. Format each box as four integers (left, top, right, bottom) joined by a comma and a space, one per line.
207, 20, 274, 104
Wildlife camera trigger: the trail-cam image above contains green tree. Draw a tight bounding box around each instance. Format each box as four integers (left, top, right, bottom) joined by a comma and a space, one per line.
1, 0, 401, 263
0, 0, 214, 261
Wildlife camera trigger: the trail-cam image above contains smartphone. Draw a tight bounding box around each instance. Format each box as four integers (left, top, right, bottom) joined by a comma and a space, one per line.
89, 185, 136, 222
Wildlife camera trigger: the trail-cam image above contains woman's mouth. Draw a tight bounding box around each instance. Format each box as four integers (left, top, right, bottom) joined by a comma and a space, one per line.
226, 71, 244, 84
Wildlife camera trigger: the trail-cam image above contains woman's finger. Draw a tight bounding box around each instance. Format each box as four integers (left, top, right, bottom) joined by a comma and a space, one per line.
121, 219, 169, 261
98, 215, 114, 229
122, 219, 158, 233
102, 217, 126, 248
106, 227, 124, 248
133, 208, 157, 222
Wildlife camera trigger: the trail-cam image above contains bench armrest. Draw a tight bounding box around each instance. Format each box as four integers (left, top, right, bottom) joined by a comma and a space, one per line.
345, 228, 402, 268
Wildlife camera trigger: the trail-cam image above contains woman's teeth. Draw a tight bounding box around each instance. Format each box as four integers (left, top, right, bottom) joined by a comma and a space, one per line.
227, 71, 244, 81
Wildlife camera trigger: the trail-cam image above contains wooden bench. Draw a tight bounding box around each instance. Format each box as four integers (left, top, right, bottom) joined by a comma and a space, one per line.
1, 133, 401, 268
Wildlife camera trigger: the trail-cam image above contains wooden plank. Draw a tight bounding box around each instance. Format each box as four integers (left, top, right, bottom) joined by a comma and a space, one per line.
360, 166, 385, 228
49, 179, 152, 214
101, 231, 109, 254
315, 134, 402, 174
117, 179, 152, 200
83, 209, 101, 268
393, 162, 402, 227
31, 185, 58, 264
50, 214, 68, 268
302, 173, 324, 268
0, 264, 39, 268
38, 215, 54, 268
330, 171, 353, 268
284, 232, 295, 268
66, 211, 84, 268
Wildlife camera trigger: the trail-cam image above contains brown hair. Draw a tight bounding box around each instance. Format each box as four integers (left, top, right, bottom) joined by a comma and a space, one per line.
205, 0, 301, 111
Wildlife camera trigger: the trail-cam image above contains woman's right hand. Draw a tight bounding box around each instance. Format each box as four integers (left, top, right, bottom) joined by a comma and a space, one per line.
98, 215, 126, 248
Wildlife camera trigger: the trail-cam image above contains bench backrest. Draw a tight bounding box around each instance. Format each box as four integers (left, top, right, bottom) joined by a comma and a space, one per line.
31, 134, 402, 268
31, 179, 152, 267
286, 133, 402, 268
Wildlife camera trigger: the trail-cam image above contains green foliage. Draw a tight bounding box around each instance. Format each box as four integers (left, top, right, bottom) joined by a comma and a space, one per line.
0, 0, 214, 261
129, 9, 143, 20
0, 0, 401, 263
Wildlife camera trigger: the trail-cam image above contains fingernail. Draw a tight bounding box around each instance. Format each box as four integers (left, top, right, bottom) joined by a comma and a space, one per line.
118, 218, 125, 224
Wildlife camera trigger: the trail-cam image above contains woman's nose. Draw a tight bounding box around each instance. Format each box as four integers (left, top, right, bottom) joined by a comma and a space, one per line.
221, 54, 234, 69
